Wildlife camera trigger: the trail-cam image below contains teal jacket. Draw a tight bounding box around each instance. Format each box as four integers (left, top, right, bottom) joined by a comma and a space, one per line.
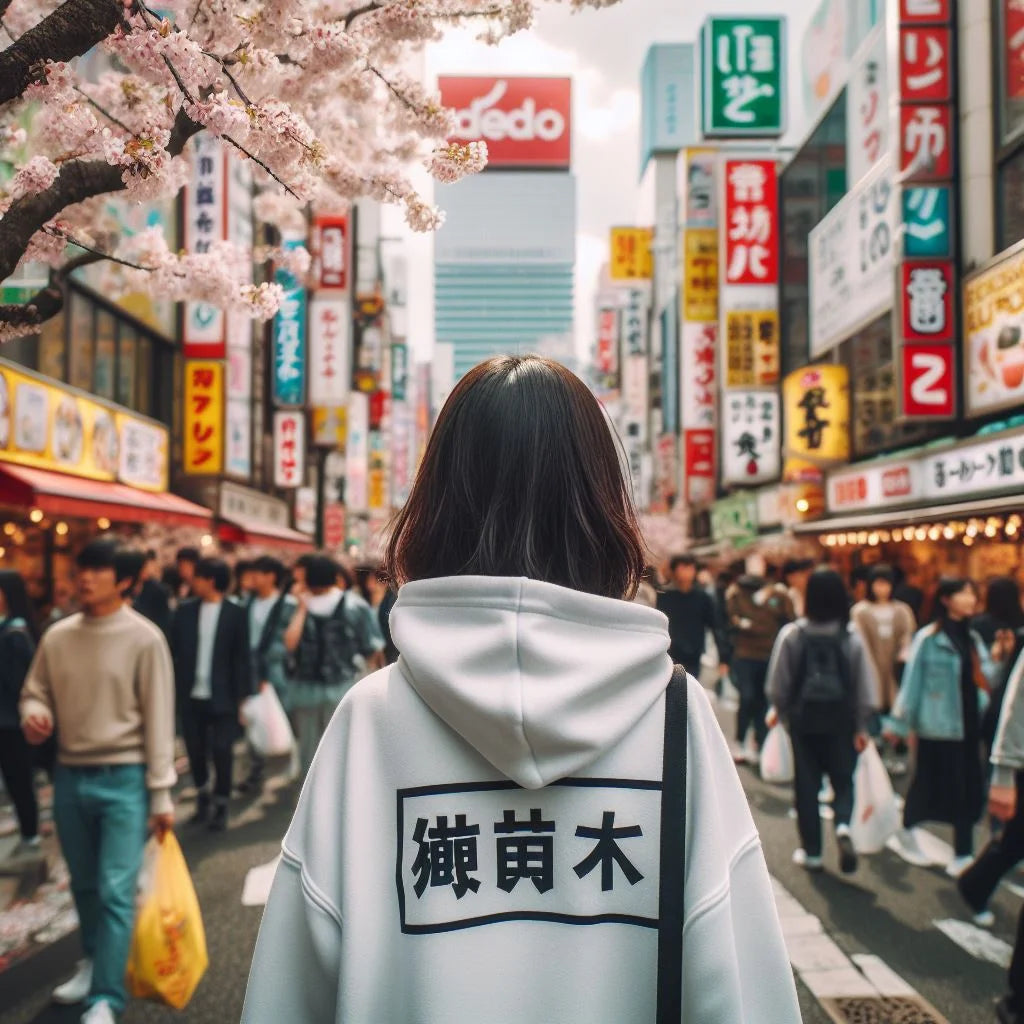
890, 623, 996, 741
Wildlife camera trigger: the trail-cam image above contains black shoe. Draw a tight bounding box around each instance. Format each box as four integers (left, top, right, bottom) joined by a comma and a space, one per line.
208, 804, 228, 832
996, 995, 1019, 1024
189, 792, 210, 826
235, 774, 263, 796
837, 831, 858, 875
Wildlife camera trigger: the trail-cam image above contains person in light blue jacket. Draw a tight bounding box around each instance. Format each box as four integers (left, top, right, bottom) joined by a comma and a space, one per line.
886, 577, 997, 876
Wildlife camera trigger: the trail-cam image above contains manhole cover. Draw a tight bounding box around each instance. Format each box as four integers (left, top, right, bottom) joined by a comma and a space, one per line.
820, 996, 949, 1024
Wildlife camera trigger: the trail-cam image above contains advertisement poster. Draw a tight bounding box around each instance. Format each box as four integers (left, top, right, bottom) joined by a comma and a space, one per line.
721, 390, 781, 485
184, 361, 224, 475
272, 410, 305, 488
782, 364, 850, 468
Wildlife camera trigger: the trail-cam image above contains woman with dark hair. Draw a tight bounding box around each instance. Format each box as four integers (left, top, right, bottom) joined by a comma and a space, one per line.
887, 578, 997, 875
852, 564, 917, 715
243, 356, 801, 1024
0, 569, 41, 858
973, 576, 1024, 662
355, 564, 399, 664
766, 568, 878, 874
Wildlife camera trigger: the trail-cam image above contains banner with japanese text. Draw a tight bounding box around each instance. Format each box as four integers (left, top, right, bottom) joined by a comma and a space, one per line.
846, 25, 888, 188
723, 159, 778, 287
272, 235, 308, 408
308, 298, 351, 407
682, 229, 719, 320
782, 365, 851, 480
610, 228, 654, 280
721, 390, 781, 485
184, 361, 224, 475
724, 309, 779, 387
272, 410, 305, 489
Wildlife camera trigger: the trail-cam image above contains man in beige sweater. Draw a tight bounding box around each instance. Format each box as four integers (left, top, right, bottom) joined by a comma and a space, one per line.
21, 539, 176, 1024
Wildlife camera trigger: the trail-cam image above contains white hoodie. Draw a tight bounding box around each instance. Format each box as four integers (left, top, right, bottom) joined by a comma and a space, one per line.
242, 576, 801, 1023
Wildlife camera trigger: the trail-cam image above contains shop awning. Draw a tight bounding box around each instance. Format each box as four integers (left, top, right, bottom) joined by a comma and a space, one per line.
217, 516, 314, 552
0, 463, 212, 527
793, 493, 1024, 534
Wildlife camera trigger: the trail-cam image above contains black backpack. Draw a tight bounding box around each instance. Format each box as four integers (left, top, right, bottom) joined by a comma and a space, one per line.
289, 593, 357, 686
790, 627, 855, 735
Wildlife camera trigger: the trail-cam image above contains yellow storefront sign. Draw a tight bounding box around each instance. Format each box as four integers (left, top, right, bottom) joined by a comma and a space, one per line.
682, 229, 719, 321
0, 361, 168, 490
610, 227, 653, 280
782, 364, 850, 476
724, 310, 779, 388
312, 406, 348, 449
184, 361, 224, 476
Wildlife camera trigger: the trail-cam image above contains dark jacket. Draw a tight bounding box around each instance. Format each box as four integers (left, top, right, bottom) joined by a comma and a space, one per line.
134, 579, 172, 640
726, 577, 795, 663
656, 586, 727, 670
170, 598, 252, 715
0, 618, 35, 730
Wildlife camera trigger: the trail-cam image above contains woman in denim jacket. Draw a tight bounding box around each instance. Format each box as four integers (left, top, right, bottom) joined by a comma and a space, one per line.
886, 578, 997, 876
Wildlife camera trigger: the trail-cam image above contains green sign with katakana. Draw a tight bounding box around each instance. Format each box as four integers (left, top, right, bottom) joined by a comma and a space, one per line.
701, 16, 787, 138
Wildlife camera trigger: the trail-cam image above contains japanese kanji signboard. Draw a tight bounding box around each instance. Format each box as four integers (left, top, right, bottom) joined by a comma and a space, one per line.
183, 360, 224, 475
902, 185, 951, 257
901, 260, 954, 343
899, 104, 953, 179
397, 781, 660, 933
184, 137, 227, 359
272, 410, 305, 489
782, 364, 851, 466
684, 429, 715, 504
846, 25, 888, 188
1002, 0, 1024, 143
901, 343, 955, 417
272, 237, 307, 408
314, 215, 349, 291
610, 228, 653, 280
681, 323, 717, 429
721, 390, 781, 485
900, 0, 951, 24
308, 299, 350, 406
723, 159, 778, 286
701, 16, 786, 137
724, 310, 779, 388
621, 288, 649, 357
596, 306, 619, 381
710, 492, 758, 546
683, 149, 717, 227
899, 26, 952, 102
682, 229, 719, 320
922, 432, 1024, 501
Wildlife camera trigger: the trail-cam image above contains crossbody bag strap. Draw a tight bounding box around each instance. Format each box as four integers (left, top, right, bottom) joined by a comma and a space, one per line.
657, 663, 688, 1023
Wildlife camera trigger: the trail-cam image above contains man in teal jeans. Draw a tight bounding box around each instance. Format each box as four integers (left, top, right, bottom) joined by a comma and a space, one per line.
21, 539, 176, 1024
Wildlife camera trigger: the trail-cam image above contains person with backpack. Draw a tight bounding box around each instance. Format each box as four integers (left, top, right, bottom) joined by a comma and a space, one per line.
766, 568, 878, 874
885, 577, 997, 876
242, 355, 801, 1023
283, 555, 385, 774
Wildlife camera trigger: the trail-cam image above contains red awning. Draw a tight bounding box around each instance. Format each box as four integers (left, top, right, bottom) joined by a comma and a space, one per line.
217, 516, 314, 552
0, 463, 212, 527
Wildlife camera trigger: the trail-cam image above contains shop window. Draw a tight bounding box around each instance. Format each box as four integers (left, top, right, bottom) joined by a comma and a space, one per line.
998, 146, 1024, 253
68, 291, 94, 392
135, 336, 153, 416
94, 310, 116, 400
38, 309, 66, 381
117, 324, 137, 408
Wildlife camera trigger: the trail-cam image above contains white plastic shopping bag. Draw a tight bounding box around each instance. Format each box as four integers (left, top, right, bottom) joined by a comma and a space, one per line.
851, 743, 901, 854
760, 725, 794, 784
242, 687, 294, 757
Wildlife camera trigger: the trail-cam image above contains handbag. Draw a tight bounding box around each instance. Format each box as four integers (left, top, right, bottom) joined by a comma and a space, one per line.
657, 664, 688, 1023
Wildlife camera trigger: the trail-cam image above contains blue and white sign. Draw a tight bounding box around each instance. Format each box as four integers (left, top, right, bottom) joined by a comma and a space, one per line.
640, 44, 696, 175
902, 186, 951, 259
272, 237, 307, 408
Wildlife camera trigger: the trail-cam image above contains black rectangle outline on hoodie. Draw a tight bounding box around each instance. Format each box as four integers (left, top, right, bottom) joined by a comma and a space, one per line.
396, 778, 662, 935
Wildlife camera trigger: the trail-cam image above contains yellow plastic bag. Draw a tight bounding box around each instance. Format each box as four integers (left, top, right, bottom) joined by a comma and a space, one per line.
126, 832, 208, 1009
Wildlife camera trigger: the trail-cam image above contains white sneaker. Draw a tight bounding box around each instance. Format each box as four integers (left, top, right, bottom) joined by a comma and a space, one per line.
792, 848, 824, 871
81, 1001, 116, 1024
946, 855, 974, 879
973, 909, 996, 928
892, 828, 932, 867
53, 958, 93, 1004
819, 782, 835, 804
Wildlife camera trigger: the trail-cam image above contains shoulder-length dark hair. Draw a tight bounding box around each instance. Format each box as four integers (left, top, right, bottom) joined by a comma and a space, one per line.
985, 576, 1024, 629
0, 570, 39, 640
933, 576, 976, 621
382, 356, 646, 599
805, 568, 850, 627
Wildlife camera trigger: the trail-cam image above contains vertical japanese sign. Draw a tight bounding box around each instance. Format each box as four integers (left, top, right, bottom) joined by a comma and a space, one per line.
721, 391, 781, 485
782, 365, 851, 479
346, 391, 369, 513
683, 149, 717, 227
621, 288, 649, 356
595, 306, 619, 388
680, 323, 717, 504
184, 137, 226, 358
682, 229, 718, 320
1001, 0, 1024, 143
701, 16, 787, 137
609, 228, 653, 280
723, 160, 778, 286
272, 235, 307, 408
308, 298, 350, 406
272, 410, 305, 488
724, 310, 780, 387
183, 361, 224, 475
894, 0, 958, 420
846, 26, 888, 187
314, 215, 349, 290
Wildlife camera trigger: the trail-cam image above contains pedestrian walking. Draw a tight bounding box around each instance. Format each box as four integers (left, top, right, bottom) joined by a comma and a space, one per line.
851, 564, 917, 716
129, 550, 172, 640
656, 553, 729, 679
0, 570, 40, 862
242, 356, 801, 1024
782, 558, 814, 619
170, 557, 252, 832
766, 568, 878, 874
283, 555, 385, 774
233, 560, 258, 605
20, 539, 176, 1024
237, 556, 296, 794
886, 578, 997, 875
175, 546, 200, 601
727, 564, 796, 764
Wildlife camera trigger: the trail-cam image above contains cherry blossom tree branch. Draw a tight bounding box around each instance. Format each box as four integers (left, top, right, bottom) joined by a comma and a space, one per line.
0, 0, 123, 107
0, 250, 104, 332
74, 86, 133, 134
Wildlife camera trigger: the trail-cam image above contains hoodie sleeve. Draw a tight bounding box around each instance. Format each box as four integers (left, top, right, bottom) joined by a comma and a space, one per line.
765, 623, 799, 715
992, 649, 1024, 788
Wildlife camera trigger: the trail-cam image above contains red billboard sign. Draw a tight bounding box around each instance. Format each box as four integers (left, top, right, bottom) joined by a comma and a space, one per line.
902, 343, 956, 417
723, 159, 779, 286
314, 215, 349, 290
439, 76, 572, 169
901, 261, 954, 343
899, 27, 952, 102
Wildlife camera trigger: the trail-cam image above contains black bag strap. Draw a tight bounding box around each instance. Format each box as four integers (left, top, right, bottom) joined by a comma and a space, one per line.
657, 663, 688, 1023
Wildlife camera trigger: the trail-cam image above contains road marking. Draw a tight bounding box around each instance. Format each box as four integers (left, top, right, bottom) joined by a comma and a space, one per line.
242, 855, 281, 907
886, 828, 954, 867
934, 918, 1013, 968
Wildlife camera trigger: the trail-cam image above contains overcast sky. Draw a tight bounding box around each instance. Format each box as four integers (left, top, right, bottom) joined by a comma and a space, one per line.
391, 0, 818, 362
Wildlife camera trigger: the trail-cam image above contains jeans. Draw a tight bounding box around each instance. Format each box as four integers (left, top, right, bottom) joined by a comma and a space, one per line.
0, 726, 39, 838
791, 731, 856, 858
53, 763, 148, 1013
182, 699, 236, 802
733, 657, 770, 750
960, 772, 1024, 912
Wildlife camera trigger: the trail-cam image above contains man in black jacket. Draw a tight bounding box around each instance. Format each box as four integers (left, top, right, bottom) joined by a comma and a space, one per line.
170, 558, 252, 831
656, 554, 730, 679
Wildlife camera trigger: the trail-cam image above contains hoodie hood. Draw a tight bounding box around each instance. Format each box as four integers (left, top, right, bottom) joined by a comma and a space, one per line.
389, 576, 672, 790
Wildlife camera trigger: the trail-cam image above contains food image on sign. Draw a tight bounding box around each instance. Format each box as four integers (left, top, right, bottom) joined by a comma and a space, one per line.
92, 410, 119, 475
15, 382, 48, 454
53, 397, 84, 466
